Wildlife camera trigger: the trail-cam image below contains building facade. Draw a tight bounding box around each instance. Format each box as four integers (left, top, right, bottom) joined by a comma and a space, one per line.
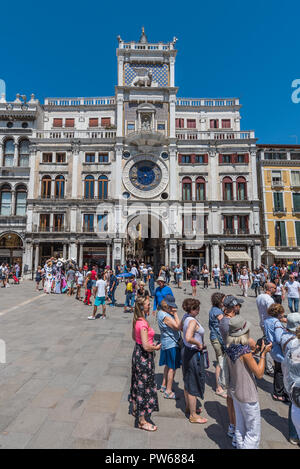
257, 144, 300, 265
0, 30, 262, 275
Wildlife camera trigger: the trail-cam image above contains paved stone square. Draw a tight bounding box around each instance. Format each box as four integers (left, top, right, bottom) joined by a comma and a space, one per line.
0, 279, 294, 449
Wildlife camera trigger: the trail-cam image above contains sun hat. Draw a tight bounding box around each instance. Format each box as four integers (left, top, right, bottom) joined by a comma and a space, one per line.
287, 313, 300, 332
163, 294, 178, 309
228, 315, 251, 337
139, 281, 145, 286
157, 276, 166, 283
223, 295, 244, 309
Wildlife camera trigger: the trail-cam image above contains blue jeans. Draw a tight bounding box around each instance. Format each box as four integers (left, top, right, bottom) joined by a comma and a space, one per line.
108, 288, 116, 305
288, 297, 299, 313
224, 274, 229, 286
289, 402, 299, 440
214, 277, 220, 289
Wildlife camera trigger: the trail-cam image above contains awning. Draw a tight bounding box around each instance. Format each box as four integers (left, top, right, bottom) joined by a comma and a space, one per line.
225, 251, 251, 262
267, 250, 300, 259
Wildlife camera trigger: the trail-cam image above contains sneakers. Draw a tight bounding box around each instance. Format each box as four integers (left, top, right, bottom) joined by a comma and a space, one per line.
88, 316, 96, 320
100, 316, 107, 320
232, 434, 237, 448
227, 424, 235, 438
289, 438, 300, 445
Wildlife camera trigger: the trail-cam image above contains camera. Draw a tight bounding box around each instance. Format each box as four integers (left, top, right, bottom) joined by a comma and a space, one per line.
256, 335, 270, 352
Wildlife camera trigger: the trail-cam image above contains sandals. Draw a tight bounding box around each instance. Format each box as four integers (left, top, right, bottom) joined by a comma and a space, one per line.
272, 394, 289, 403
159, 386, 166, 393
189, 416, 208, 424
164, 391, 176, 400
138, 422, 157, 432
215, 390, 227, 399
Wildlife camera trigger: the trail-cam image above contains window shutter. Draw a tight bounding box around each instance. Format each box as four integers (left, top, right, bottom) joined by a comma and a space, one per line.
244, 153, 249, 164
178, 154, 182, 163
89, 118, 98, 127
219, 154, 223, 164
53, 118, 62, 127
175, 118, 180, 128
191, 154, 196, 164
232, 153, 237, 164
203, 153, 208, 164
216, 119, 219, 128
65, 118, 74, 128
101, 117, 111, 127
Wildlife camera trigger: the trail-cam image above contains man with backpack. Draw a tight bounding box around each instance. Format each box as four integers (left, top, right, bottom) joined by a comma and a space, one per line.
124, 275, 137, 313
108, 269, 118, 307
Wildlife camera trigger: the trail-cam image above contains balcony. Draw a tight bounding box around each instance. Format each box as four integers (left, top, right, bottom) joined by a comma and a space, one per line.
0, 216, 26, 226
291, 183, 300, 190
44, 97, 115, 106
273, 207, 287, 216
272, 238, 298, 249
293, 209, 300, 216
176, 98, 240, 107
223, 229, 237, 235
35, 225, 70, 233
82, 226, 95, 233
271, 180, 285, 189
33, 129, 116, 141
176, 130, 255, 141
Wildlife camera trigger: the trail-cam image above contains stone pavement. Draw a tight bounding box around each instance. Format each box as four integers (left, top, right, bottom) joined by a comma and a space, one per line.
0, 279, 295, 449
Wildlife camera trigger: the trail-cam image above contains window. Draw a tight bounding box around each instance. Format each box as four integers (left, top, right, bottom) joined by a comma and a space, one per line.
265, 152, 287, 160
56, 153, 66, 163
222, 119, 231, 128
272, 171, 282, 185
40, 214, 50, 231
182, 177, 192, 201
55, 175, 65, 199
224, 215, 234, 234
98, 175, 108, 200
181, 155, 191, 164
65, 118, 74, 128
175, 118, 184, 128
41, 176, 52, 199
291, 153, 300, 160
293, 193, 300, 212
85, 153, 95, 163
101, 117, 111, 127
4, 140, 14, 167
275, 221, 287, 246
273, 192, 284, 211
53, 214, 64, 232
195, 177, 206, 201
210, 119, 219, 129
195, 155, 205, 163
223, 177, 233, 200
238, 215, 249, 234
157, 123, 165, 130
84, 176, 94, 198
236, 177, 247, 200
223, 155, 232, 164
237, 154, 246, 163
18, 139, 29, 167
15, 186, 27, 216
127, 123, 135, 131
296, 221, 300, 245
0, 185, 12, 215
53, 118, 63, 128
187, 119, 196, 129
83, 214, 94, 232
42, 153, 52, 163
291, 171, 300, 186
99, 153, 109, 163
89, 118, 98, 127
97, 214, 108, 232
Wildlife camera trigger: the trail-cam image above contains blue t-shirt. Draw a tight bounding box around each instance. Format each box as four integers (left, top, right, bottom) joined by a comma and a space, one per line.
153, 285, 174, 311
208, 306, 224, 345
157, 310, 180, 350
264, 317, 285, 363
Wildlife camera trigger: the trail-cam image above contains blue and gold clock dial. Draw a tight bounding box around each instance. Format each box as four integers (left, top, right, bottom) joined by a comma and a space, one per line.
129, 161, 162, 191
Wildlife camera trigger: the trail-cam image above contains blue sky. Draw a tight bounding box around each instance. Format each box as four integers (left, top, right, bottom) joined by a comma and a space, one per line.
1, 0, 300, 143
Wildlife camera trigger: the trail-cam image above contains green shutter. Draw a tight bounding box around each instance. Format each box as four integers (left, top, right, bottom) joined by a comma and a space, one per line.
296, 222, 300, 246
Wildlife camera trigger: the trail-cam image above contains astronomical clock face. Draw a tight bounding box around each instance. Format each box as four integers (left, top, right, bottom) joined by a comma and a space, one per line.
122, 155, 168, 199
129, 161, 162, 191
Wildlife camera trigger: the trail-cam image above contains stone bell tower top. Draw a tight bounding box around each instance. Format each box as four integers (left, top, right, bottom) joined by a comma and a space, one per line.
139, 27, 148, 44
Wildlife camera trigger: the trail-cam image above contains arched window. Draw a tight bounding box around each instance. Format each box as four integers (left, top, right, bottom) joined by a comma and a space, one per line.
195, 177, 206, 201
236, 176, 247, 200
41, 176, 52, 199
55, 175, 65, 199
222, 177, 233, 201
15, 185, 27, 215
18, 139, 30, 167
0, 184, 12, 215
84, 176, 94, 199
182, 177, 192, 201
4, 139, 14, 167
98, 175, 108, 200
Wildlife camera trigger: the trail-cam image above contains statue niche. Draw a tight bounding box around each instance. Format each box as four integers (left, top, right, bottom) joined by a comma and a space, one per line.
131, 68, 153, 87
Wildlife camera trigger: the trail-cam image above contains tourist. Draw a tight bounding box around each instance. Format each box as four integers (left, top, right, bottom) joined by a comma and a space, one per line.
190, 265, 198, 297
136, 281, 149, 300
83, 272, 92, 306
153, 276, 174, 316
225, 316, 272, 449
284, 273, 300, 313
35, 266, 42, 291
251, 269, 262, 297
256, 283, 276, 376
89, 272, 107, 320
75, 267, 84, 300
165, 266, 171, 285
208, 292, 227, 398
124, 275, 137, 313
223, 264, 230, 286
129, 296, 161, 432
181, 298, 208, 424
201, 264, 209, 289
157, 296, 181, 399
158, 265, 167, 282
239, 267, 250, 297
212, 264, 221, 289
174, 264, 183, 288
141, 265, 148, 283
272, 276, 285, 304
108, 269, 118, 307
282, 332, 300, 442
66, 265, 76, 296
264, 303, 289, 402
280, 313, 300, 444
148, 269, 155, 298
90, 265, 98, 289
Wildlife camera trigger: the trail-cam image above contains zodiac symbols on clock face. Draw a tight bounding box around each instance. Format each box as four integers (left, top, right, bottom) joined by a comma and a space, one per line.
129, 161, 162, 191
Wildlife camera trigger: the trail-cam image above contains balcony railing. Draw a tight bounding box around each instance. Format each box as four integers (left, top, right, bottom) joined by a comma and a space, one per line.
176, 130, 255, 141
44, 97, 115, 106
293, 209, 300, 216
0, 216, 26, 225
176, 98, 240, 107
273, 207, 287, 215
36, 225, 70, 233
82, 226, 95, 233
271, 237, 299, 248
223, 229, 250, 235
271, 180, 285, 189
33, 129, 116, 140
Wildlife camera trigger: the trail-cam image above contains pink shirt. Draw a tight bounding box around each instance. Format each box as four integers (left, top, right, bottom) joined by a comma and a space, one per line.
135, 318, 155, 346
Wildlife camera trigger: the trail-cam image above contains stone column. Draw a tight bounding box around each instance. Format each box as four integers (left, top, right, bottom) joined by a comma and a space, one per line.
165, 239, 169, 266
211, 241, 220, 267
11, 190, 16, 215
220, 244, 225, 267
34, 243, 39, 271
79, 243, 83, 267
106, 243, 111, 267
169, 239, 178, 269
205, 243, 210, 269
63, 244, 67, 260
121, 241, 125, 265
0, 140, 3, 166
69, 242, 77, 261
113, 239, 122, 269
179, 242, 183, 266
23, 241, 33, 277
248, 245, 252, 269
254, 242, 262, 269
13, 139, 18, 166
